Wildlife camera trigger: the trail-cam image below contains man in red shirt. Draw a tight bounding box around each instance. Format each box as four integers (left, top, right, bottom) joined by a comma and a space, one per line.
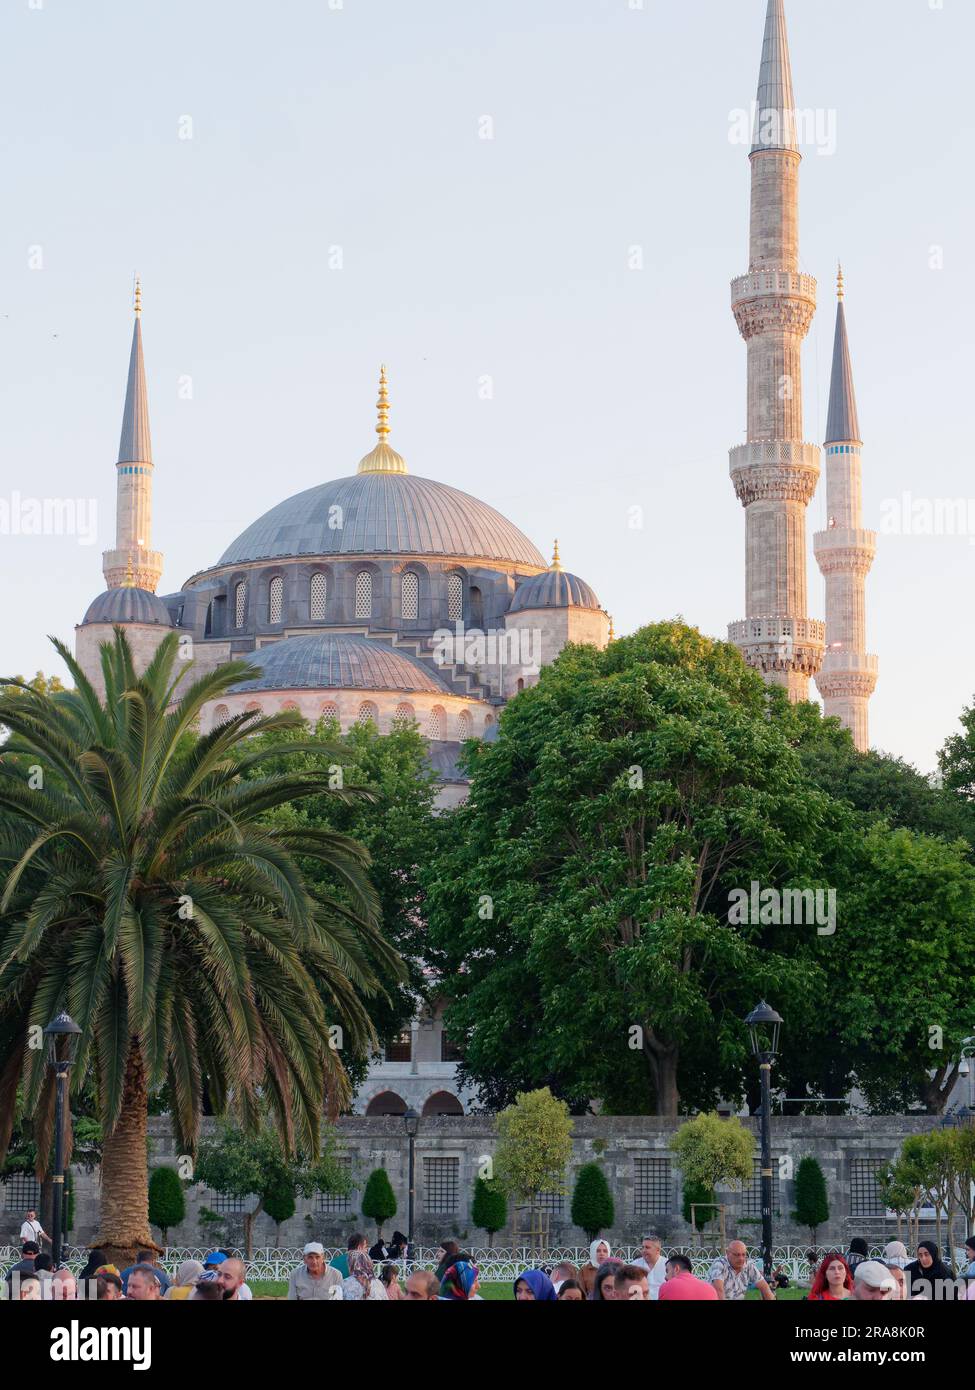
657, 1253, 719, 1301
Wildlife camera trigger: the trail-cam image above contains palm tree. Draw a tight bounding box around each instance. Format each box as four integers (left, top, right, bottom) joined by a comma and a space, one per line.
0, 630, 404, 1264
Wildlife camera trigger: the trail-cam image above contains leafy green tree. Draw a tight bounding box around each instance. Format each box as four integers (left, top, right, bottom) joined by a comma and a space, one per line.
239, 717, 440, 1088
493, 1088, 573, 1237
264, 1171, 297, 1245
570, 1162, 614, 1240
792, 1156, 829, 1247
470, 1175, 507, 1239
195, 1121, 348, 1257
671, 1112, 754, 1200
424, 623, 836, 1115
939, 699, 975, 802
681, 1178, 718, 1236
361, 1167, 397, 1239
0, 632, 402, 1264
148, 1166, 186, 1244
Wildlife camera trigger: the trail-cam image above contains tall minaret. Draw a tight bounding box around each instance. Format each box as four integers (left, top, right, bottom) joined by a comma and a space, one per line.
728, 0, 824, 701
813, 269, 878, 750
102, 278, 164, 591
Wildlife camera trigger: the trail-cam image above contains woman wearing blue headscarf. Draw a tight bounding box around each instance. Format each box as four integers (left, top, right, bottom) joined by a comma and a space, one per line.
514, 1269, 558, 1301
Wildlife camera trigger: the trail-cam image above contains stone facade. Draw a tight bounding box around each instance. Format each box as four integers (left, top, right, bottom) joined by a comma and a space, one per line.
11, 1113, 941, 1253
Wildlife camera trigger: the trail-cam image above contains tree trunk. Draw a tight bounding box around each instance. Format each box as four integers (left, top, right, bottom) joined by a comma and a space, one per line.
642, 1033, 680, 1117
95, 1039, 159, 1267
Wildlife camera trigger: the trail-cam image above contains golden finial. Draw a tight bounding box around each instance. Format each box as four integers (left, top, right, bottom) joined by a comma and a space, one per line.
550, 538, 562, 572
608, 613, 616, 642
837, 262, 844, 301
133, 273, 142, 318
376, 364, 390, 441
124, 555, 135, 588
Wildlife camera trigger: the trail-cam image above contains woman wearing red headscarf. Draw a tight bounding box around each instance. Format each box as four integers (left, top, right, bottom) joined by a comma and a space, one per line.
807, 1252, 854, 1300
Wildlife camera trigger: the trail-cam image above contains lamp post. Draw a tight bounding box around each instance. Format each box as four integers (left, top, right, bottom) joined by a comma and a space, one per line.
403, 1108, 420, 1252
43, 1011, 82, 1270
745, 1001, 783, 1282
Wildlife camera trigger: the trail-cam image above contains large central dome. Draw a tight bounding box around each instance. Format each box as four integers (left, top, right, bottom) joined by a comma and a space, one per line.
218, 471, 546, 569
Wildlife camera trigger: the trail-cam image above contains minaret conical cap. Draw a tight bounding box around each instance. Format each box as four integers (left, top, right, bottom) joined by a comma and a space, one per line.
118, 277, 152, 465
358, 365, 408, 474
824, 274, 861, 445
751, 0, 799, 154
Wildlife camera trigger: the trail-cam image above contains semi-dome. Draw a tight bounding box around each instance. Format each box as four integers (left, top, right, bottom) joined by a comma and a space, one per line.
509, 563, 601, 613
81, 587, 174, 627
230, 632, 452, 695
217, 472, 545, 570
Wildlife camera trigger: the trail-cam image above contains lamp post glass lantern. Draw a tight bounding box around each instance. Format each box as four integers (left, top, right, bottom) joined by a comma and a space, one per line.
403, 1108, 420, 1247
42, 1011, 82, 1270
744, 1002, 782, 1283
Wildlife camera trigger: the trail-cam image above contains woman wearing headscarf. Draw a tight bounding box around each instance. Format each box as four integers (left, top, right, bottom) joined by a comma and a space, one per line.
579, 1239, 612, 1297
165, 1259, 205, 1300
514, 1269, 558, 1301
342, 1251, 388, 1300
434, 1239, 469, 1283
439, 1260, 481, 1300
77, 1249, 109, 1285
589, 1259, 623, 1300
905, 1241, 960, 1300
845, 1237, 869, 1273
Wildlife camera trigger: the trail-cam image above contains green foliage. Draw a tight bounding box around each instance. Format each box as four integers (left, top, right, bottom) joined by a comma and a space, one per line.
471, 1175, 507, 1237
0, 631, 401, 1233
264, 1171, 297, 1238
361, 1167, 397, 1234
493, 1088, 573, 1202
148, 1166, 186, 1241
570, 1162, 614, 1240
792, 1156, 829, 1241
681, 1177, 717, 1227
670, 1112, 754, 1192
423, 623, 837, 1114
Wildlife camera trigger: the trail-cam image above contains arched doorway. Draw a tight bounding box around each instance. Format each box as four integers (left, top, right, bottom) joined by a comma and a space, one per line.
422, 1091, 464, 1117
365, 1091, 407, 1117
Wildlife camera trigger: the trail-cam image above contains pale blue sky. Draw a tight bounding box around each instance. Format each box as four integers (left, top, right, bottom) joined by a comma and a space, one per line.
1, 0, 973, 771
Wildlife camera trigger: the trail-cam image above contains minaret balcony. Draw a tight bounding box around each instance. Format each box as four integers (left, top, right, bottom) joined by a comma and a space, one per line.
732, 270, 817, 307
813, 527, 877, 574
820, 649, 879, 677
728, 616, 826, 679
730, 441, 820, 505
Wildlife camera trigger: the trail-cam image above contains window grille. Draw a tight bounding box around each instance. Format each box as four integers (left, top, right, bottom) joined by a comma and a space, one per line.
401, 572, 419, 620
850, 1159, 886, 1218
2, 1172, 40, 1212
447, 575, 463, 621
317, 1157, 354, 1214
423, 1158, 459, 1214
268, 576, 283, 624
234, 581, 247, 629
634, 1158, 672, 1215
310, 573, 327, 620
740, 1158, 780, 1217
354, 571, 372, 619
427, 707, 445, 740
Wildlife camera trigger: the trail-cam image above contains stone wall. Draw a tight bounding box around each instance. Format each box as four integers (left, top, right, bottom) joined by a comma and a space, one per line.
3, 1114, 940, 1252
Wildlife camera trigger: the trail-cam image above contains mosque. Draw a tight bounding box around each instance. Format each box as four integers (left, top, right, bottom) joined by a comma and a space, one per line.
70, 0, 875, 1114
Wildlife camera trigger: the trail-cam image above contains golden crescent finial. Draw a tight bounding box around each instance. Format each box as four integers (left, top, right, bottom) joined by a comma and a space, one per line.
376, 364, 390, 440
550, 538, 562, 572
133, 274, 142, 317
608, 613, 616, 642
837, 262, 844, 301
124, 555, 135, 587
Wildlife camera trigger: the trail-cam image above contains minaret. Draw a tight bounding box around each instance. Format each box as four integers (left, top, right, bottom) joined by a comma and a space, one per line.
728, 0, 824, 700
102, 278, 164, 590
813, 268, 878, 750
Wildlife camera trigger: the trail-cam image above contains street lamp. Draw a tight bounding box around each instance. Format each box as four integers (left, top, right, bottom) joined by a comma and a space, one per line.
403, 1108, 420, 1253
745, 1001, 783, 1282
43, 1011, 82, 1270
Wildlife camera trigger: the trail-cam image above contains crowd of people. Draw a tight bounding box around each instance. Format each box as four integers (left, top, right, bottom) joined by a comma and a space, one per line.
4, 1211, 975, 1302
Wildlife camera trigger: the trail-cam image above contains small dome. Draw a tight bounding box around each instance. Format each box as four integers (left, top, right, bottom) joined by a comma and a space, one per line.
82, 587, 174, 627
508, 569, 601, 613
230, 632, 452, 695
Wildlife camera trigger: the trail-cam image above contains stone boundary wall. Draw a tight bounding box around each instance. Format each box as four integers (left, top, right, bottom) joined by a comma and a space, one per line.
1, 1114, 940, 1250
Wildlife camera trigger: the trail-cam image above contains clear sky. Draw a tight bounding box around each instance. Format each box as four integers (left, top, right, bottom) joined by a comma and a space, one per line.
1, 0, 973, 772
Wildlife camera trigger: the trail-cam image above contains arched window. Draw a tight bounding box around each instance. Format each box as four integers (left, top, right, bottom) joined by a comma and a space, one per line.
268, 576, 283, 624
392, 702, 415, 729
447, 574, 463, 622
310, 572, 327, 620
401, 571, 419, 621
516, 677, 525, 692
282, 701, 300, 713
319, 701, 339, 726
427, 706, 446, 740
356, 700, 379, 726
422, 1091, 464, 1118
204, 602, 213, 638
234, 581, 247, 629
212, 704, 230, 726
243, 701, 261, 715
365, 1091, 407, 1117
457, 709, 473, 739
484, 713, 494, 729
354, 570, 372, 619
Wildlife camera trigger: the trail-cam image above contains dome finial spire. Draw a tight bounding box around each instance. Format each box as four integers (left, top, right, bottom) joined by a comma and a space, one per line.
608, 613, 616, 642
133, 272, 142, 318
550, 538, 562, 571
376, 363, 390, 441
837, 261, 844, 300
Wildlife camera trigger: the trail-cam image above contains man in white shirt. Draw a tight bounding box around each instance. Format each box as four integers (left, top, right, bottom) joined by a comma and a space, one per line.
631, 1234, 667, 1300
19, 1210, 49, 1250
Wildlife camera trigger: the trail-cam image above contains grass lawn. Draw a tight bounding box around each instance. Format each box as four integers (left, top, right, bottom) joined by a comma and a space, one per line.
249, 1279, 808, 1301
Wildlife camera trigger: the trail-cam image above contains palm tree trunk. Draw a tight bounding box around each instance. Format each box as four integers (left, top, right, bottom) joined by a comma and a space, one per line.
95, 1039, 158, 1267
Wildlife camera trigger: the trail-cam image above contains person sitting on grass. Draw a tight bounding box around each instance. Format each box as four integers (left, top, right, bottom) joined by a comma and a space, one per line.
807, 1252, 853, 1301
